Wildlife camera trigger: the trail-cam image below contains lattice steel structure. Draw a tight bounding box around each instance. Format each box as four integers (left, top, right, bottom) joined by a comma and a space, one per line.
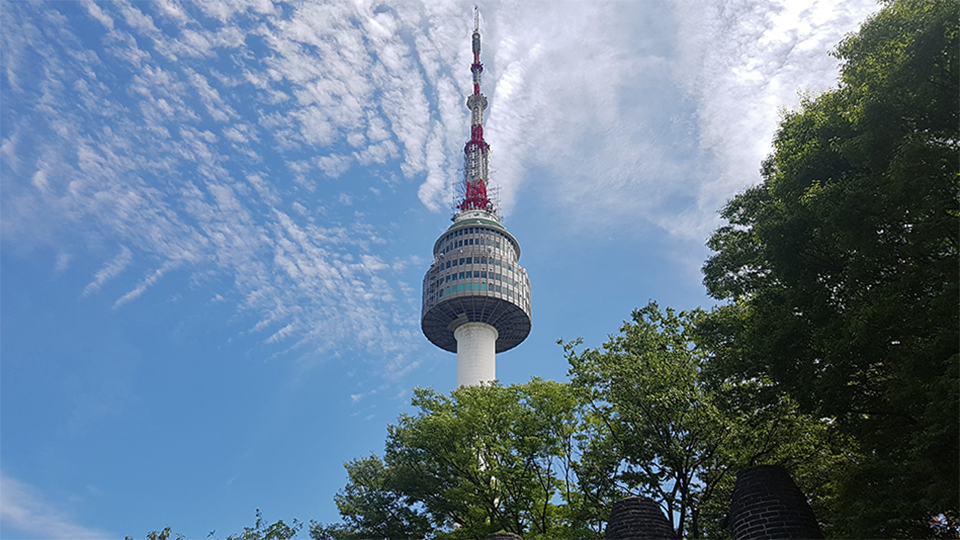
421, 9, 532, 387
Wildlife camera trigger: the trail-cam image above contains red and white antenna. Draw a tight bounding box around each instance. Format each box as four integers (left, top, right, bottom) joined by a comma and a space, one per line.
457, 7, 496, 216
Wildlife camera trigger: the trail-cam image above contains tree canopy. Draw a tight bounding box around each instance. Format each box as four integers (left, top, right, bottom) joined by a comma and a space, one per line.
313, 379, 598, 540
316, 304, 843, 540
702, 0, 958, 535
566, 303, 846, 539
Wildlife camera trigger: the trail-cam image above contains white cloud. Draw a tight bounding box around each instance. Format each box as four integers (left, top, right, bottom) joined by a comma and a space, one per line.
83, 246, 133, 297
667, 0, 880, 238
0, 473, 113, 540
0, 0, 878, 378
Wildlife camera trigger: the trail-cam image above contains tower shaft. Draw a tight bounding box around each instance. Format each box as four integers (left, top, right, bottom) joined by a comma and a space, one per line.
455, 322, 498, 387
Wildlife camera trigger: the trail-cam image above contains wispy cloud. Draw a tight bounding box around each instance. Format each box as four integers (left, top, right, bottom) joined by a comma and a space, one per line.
0, 0, 876, 375
83, 246, 133, 297
667, 0, 880, 238
0, 473, 113, 540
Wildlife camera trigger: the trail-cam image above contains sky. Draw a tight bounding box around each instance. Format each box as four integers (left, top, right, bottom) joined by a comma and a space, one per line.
1, 0, 879, 538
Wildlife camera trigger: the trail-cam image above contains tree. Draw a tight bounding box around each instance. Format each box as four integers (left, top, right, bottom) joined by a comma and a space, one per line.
565, 303, 846, 539
701, 0, 958, 535
315, 379, 600, 540
227, 509, 301, 540
125, 528, 186, 540
128, 510, 301, 540
309, 454, 431, 540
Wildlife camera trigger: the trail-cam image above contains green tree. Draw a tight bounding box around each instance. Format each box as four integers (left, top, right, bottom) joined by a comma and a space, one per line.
309, 454, 431, 540
702, 0, 959, 535
566, 303, 846, 539
316, 379, 599, 540
125, 527, 186, 540
227, 509, 301, 540
128, 510, 301, 540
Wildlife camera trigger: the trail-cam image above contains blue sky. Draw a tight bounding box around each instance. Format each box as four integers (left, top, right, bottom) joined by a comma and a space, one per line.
1, 1, 878, 538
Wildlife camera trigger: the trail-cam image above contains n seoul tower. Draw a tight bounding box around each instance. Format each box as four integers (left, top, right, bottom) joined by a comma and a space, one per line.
421, 9, 532, 388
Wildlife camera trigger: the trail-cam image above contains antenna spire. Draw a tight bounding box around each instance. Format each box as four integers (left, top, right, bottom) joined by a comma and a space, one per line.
458, 7, 495, 215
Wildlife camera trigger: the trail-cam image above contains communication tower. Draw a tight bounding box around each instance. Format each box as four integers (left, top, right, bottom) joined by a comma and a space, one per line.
421, 9, 532, 387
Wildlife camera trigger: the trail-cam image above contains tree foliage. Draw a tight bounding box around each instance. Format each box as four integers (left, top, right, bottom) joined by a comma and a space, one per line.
127, 510, 301, 540
314, 379, 598, 540
701, 0, 959, 535
566, 303, 846, 539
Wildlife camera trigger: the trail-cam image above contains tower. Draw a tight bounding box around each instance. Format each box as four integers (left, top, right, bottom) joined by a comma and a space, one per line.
421, 9, 532, 387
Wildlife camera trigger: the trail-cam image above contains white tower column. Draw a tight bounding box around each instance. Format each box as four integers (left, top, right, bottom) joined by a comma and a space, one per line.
454, 322, 498, 387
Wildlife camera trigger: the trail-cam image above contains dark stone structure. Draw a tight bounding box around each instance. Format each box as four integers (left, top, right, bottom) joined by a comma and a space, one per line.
605, 496, 677, 540
728, 465, 823, 540
482, 533, 524, 540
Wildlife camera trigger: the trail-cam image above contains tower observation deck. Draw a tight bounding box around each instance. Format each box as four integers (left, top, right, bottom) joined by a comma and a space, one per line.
421, 10, 532, 387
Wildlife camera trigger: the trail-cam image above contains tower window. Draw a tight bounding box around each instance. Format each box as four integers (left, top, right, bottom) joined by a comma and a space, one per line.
466, 271, 472, 278
480, 283, 487, 290
481, 271, 487, 278
466, 257, 472, 264
446, 261, 451, 269
459, 258, 465, 265
459, 272, 464, 279
459, 284, 464, 292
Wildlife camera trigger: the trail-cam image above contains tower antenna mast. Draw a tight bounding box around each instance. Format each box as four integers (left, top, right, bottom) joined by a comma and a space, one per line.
459, 6, 494, 215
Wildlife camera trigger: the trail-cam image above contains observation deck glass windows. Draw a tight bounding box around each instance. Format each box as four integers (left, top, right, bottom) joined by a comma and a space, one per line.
458, 284, 464, 291
480, 283, 487, 290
